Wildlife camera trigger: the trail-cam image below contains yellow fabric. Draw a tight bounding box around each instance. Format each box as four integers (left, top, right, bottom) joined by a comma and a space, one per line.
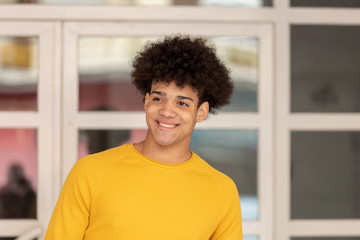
45, 144, 242, 240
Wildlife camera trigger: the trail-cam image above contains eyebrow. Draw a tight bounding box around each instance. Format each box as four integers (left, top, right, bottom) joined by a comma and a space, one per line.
151, 91, 194, 102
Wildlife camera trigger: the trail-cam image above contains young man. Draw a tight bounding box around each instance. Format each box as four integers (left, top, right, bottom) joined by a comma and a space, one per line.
45, 35, 242, 240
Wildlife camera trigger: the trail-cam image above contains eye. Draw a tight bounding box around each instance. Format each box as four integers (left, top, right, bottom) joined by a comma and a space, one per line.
178, 101, 189, 107
152, 97, 162, 102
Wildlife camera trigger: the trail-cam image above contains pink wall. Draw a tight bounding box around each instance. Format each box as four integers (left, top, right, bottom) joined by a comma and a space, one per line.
0, 128, 37, 192
79, 81, 144, 111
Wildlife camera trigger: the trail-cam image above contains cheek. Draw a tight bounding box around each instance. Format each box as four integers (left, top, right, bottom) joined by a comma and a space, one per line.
145, 104, 156, 114
185, 111, 199, 124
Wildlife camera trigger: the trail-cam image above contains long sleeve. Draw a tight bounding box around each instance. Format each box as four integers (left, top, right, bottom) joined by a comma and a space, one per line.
210, 178, 243, 240
44, 157, 94, 240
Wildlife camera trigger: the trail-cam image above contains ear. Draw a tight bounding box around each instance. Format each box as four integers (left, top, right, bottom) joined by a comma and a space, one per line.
144, 93, 150, 111
196, 101, 209, 122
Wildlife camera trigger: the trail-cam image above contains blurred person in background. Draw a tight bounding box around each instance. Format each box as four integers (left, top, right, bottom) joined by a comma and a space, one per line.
0, 163, 36, 219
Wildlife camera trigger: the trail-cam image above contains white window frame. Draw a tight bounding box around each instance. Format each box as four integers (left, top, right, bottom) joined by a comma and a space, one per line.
0, 21, 61, 239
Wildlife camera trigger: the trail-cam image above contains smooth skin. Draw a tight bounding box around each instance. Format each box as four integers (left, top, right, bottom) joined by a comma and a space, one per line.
135, 81, 209, 164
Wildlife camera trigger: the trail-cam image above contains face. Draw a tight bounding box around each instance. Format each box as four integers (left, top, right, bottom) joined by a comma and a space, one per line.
144, 81, 209, 149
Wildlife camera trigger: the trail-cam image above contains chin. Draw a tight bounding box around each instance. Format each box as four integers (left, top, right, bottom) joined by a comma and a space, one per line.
154, 139, 176, 147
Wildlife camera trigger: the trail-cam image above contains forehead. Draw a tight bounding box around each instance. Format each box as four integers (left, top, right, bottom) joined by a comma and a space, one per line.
150, 81, 199, 98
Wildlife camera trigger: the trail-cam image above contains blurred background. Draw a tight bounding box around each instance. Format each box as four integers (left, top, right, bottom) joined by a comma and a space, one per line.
0, 1, 360, 240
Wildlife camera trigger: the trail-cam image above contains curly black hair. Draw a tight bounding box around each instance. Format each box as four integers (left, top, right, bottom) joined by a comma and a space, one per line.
131, 35, 233, 114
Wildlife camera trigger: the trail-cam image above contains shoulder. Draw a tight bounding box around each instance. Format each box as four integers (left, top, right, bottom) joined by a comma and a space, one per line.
74, 144, 130, 171
193, 154, 238, 196
66, 144, 132, 185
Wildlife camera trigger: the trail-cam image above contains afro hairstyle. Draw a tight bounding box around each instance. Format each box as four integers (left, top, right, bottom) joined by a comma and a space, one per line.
131, 35, 233, 114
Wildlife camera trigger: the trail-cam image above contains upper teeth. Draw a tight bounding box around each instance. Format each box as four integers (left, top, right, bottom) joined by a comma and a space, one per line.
159, 122, 176, 128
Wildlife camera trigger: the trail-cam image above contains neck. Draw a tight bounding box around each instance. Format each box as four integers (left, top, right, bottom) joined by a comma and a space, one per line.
134, 140, 192, 164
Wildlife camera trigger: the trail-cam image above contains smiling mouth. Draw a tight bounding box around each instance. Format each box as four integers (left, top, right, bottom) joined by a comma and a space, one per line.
157, 121, 177, 129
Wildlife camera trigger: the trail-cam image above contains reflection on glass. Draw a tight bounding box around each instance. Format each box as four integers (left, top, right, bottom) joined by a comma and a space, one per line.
291, 25, 360, 113
78, 37, 154, 112
78, 129, 147, 158
292, 238, 360, 240
291, 131, 360, 219
210, 37, 258, 112
1, 0, 272, 7
190, 129, 258, 220
291, 0, 360, 8
0, 37, 38, 111
0, 129, 37, 219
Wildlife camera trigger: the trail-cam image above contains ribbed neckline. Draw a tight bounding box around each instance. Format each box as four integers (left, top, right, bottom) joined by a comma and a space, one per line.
127, 143, 198, 168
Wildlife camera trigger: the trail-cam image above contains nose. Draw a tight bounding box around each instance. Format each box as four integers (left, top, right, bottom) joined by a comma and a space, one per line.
159, 101, 176, 118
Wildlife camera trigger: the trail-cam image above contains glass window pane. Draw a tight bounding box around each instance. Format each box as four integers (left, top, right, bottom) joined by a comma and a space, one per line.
291, 0, 360, 8
0, 37, 38, 111
1, 0, 272, 7
190, 129, 258, 220
291, 25, 360, 113
79, 36, 258, 112
292, 238, 360, 240
291, 131, 360, 219
0, 129, 37, 219
78, 129, 147, 157
78, 37, 151, 112
210, 37, 258, 112
244, 236, 259, 240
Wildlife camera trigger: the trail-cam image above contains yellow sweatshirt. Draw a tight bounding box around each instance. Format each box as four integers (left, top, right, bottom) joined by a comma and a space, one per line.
45, 144, 242, 240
